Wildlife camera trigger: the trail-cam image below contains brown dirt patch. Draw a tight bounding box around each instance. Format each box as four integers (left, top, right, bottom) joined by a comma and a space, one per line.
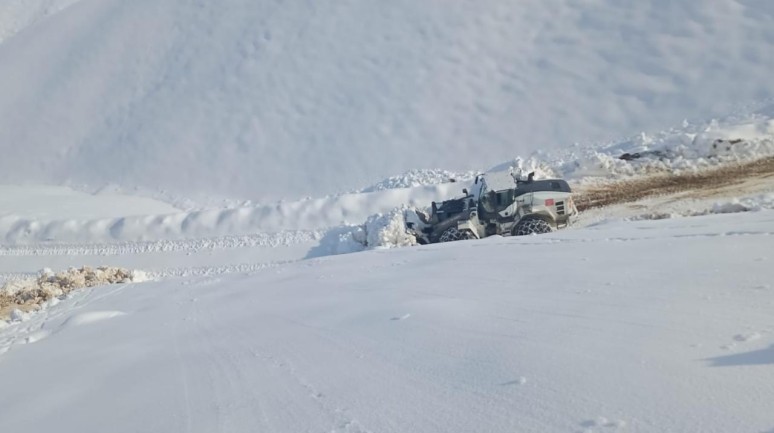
574, 157, 774, 212
1, 267, 144, 320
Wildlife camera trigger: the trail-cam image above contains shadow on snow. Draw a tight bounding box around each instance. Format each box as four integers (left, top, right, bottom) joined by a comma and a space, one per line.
705, 344, 774, 367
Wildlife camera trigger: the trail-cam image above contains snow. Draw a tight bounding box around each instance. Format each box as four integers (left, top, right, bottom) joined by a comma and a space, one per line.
0, 183, 460, 245
709, 193, 774, 214
490, 107, 774, 183
0, 108, 771, 248
1, 0, 773, 430
0, 0, 83, 44
361, 169, 474, 193
1, 210, 773, 432
0, 185, 180, 220
1, 0, 774, 202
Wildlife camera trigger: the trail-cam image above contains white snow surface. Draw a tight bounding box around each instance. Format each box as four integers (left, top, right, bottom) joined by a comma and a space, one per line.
1, 210, 773, 432
1, 109, 772, 249
2, 1, 774, 430
1, 0, 774, 201
0, 185, 180, 220
490, 105, 774, 182
0, 0, 83, 44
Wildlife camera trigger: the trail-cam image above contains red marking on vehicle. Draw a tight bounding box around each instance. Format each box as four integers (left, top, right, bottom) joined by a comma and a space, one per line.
545, 199, 555, 206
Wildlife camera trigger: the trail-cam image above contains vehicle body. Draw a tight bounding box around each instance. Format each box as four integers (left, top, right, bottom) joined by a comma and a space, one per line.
408, 171, 577, 243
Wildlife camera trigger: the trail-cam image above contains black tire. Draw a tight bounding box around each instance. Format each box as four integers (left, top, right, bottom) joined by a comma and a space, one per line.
512, 218, 553, 236
438, 227, 476, 242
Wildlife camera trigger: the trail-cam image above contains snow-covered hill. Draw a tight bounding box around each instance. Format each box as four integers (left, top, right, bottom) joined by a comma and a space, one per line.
1, 0, 774, 201
1, 1, 773, 431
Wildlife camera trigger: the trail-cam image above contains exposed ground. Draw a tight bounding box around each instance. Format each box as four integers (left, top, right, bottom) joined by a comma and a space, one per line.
574, 157, 774, 212
0, 267, 144, 320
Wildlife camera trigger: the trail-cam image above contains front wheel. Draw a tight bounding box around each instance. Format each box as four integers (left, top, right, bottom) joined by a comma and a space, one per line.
512, 218, 553, 236
439, 227, 476, 242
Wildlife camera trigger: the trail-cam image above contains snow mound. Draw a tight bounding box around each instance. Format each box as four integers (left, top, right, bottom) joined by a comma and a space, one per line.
325, 208, 419, 255
362, 208, 418, 249
1, 266, 148, 320
362, 169, 475, 193
493, 111, 774, 184
709, 193, 774, 214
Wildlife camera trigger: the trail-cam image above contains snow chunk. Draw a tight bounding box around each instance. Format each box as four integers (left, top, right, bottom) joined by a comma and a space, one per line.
363, 208, 418, 249
488, 156, 559, 181
710, 193, 774, 214
325, 208, 419, 254
9, 309, 26, 322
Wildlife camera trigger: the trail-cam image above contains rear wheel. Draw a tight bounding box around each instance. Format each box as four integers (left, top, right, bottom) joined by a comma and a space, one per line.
512, 218, 553, 236
439, 227, 476, 242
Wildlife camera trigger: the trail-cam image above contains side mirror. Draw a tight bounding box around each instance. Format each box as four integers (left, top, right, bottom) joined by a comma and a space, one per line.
462, 188, 469, 195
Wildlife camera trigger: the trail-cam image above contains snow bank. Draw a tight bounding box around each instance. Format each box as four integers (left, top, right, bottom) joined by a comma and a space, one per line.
362, 169, 474, 193
354, 111, 774, 193
1, 266, 148, 320
490, 111, 774, 184
0, 183, 461, 245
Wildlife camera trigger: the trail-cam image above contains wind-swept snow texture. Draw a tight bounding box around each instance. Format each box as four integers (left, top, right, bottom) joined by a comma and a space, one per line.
0, 0, 83, 43
1, 211, 773, 432
1, 0, 773, 202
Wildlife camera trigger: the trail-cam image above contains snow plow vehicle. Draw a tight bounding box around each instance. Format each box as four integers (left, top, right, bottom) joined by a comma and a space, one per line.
407, 171, 577, 244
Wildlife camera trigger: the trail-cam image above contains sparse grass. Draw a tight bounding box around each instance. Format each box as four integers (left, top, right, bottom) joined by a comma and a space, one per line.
1, 267, 144, 320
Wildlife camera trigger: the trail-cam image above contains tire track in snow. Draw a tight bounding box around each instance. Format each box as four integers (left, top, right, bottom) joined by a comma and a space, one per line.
0, 230, 322, 257
0, 231, 320, 281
